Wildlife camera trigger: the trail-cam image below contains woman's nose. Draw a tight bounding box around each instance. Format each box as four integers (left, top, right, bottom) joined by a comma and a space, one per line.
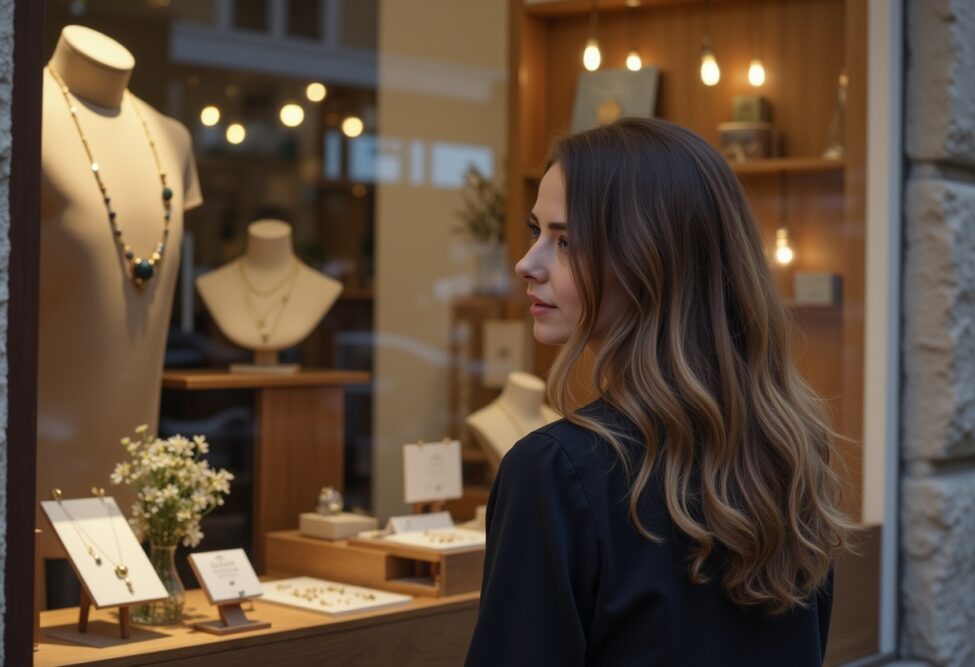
515, 245, 546, 283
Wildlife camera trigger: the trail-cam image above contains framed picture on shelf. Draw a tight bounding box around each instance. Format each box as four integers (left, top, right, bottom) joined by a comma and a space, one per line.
571, 67, 660, 133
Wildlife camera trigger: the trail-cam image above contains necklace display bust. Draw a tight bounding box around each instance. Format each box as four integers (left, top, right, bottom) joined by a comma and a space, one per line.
196, 220, 343, 366
37, 25, 202, 559
465, 371, 560, 473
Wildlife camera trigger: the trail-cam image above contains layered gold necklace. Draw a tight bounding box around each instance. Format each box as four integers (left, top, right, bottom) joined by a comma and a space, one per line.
47, 66, 174, 289
236, 259, 301, 344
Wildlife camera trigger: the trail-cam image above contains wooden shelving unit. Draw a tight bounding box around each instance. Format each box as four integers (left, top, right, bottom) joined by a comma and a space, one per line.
507, 0, 875, 663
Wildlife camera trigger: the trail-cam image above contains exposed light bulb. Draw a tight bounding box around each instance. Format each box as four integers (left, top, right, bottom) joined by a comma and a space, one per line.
225, 123, 246, 145
279, 103, 305, 128
341, 116, 364, 138
626, 49, 643, 72
200, 105, 220, 127
306, 82, 327, 103
583, 38, 602, 72
700, 47, 720, 86
775, 228, 795, 265
748, 58, 766, 87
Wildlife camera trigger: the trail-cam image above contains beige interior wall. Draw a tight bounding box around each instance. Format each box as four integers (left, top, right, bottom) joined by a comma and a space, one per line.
373, 0, 507, 519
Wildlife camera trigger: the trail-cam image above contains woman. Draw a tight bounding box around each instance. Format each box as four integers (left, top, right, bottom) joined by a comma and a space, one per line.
465, 118, 853, 666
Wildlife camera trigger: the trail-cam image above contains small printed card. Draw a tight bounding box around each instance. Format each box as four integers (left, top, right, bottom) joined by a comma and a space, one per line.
388, 511, 454, 535
261, 577, 412, 616
188, 549, 263, 605
402, 440, 462, 504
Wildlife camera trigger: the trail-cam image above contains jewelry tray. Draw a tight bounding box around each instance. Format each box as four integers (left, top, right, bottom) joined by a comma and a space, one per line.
265, 530, 485, 598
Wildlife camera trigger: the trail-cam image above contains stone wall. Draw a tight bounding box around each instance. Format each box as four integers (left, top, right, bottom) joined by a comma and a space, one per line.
0, 0, 16, 654
901, 0, 975, 665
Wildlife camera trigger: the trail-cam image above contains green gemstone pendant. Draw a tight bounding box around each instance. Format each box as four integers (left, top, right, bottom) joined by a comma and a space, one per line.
132, 258, 155, 286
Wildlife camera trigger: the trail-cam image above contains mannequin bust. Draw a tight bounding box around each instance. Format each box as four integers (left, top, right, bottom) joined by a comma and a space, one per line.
466, 371, 560, 473
37, 26, 202, 558
196, 220, 343, 366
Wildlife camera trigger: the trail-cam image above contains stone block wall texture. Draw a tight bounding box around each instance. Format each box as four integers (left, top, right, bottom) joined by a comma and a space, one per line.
0, 0, 15, 656
902, 0, 975, 665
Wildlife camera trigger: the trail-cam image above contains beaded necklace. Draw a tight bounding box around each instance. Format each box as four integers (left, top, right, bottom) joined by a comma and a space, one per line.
47, 65, 173, 289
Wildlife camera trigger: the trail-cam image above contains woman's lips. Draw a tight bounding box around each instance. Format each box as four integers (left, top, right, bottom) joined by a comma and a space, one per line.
528, 295, 555, 317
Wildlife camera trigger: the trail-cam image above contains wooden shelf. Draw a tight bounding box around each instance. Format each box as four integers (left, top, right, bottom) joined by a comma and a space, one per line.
36, 583, 478, 667
729, 157, 845, 176
523, 157, 844, 183
162, 369, 370, 391
525, 0, 720, 17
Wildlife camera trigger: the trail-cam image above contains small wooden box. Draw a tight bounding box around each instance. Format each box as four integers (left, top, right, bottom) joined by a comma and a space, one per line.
265, 530, 484, 598
299, 512, 379, 540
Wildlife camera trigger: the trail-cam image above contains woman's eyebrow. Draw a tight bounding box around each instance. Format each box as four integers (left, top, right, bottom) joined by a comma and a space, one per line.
528, 211, 567, 230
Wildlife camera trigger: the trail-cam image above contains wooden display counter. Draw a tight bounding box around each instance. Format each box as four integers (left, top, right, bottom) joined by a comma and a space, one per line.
35, 585, 478, 666
161, 369, 370, 570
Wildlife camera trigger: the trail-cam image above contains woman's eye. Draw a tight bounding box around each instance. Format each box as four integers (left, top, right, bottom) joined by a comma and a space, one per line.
557, 236, 569, 250
527, 223, 541, 239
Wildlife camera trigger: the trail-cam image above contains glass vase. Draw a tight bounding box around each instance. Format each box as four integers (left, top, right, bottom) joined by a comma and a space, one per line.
132, 543, 185, 625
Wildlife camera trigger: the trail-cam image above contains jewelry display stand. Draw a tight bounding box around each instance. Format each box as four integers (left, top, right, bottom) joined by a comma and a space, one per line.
39, 490, 168, 642
188, 549, 270, 636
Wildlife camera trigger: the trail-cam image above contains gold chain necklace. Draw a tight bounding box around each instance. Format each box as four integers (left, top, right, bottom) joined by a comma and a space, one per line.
236, 259, 301, 344
47, 66, 173, 290
52, 488, 134, 592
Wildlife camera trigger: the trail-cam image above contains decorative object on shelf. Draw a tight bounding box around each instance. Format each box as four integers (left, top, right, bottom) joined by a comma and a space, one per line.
571, 67, 659, 133
583, 0, 601, 72
774, 227, 795, 266
718, 121, 777, 161
454, 165, 509, 295
747, 0, 766, 86
793, 273, 842, 306
52, 488, 134, 591
699, 0, 720, 86
47, 65, 174, 290
316, 486, 344, 516
262, 577, 412, 616
110, 425, 234, 625
822, 68, 848, 160
732, 95, 771, 123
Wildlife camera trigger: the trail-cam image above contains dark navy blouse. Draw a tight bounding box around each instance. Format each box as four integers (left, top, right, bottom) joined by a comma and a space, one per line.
466, 402, 832, 666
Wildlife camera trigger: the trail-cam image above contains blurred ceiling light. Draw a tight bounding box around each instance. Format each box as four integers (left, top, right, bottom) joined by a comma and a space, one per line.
306, 82, 327, 103
200, 105, 221, 127
748, 58, 766, 87
279, 103, 305, 128
700, 43, 720, 86
582, 0, 601, 72
226, 123, 246, 145
626, 49, 642, 72
341, 116, 364, 138
775, 227, 795, 265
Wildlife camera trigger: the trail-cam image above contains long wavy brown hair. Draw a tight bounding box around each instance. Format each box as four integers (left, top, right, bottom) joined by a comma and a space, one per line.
546, 117, 854, 615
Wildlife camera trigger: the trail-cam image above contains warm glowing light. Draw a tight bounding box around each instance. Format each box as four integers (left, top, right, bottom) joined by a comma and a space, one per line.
279, 103, 305, 128
626, 49, 643, 72
306, 82, 327, 102
200, 105, 221, 127
226, 123, 246, 145
775, 228, 795, 265
341, 116, 364, 138
748, 58, 766, 87
700, 48, 720, 86
583, 38, 602, 72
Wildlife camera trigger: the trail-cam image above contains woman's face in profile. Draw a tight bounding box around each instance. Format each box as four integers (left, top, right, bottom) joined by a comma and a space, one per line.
516, 163, 582, 345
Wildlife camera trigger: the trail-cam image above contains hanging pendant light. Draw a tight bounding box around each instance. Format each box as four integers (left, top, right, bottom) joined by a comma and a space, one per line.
748, 58, 766, 87
625, 5, 642, 71
700, 0, 720, 86
747, 0, 766, 86
775, 227, 795, 265
583, 0, 602, 72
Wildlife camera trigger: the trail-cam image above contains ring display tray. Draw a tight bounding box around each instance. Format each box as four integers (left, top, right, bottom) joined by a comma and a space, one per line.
265, 530, 485, 597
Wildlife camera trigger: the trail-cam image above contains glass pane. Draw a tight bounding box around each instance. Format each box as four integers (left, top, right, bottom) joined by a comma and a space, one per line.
288, 0, 321, 40
234, 0, 266, 31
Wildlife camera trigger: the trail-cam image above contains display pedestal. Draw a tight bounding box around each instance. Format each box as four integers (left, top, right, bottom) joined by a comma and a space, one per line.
162, 369, 370, 570
79, 589, 129, 640
192, 602, 271, 636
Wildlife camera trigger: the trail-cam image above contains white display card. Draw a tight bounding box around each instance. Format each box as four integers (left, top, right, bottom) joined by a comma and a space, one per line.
402, 440, 462, 503
188, 549, 263, 605
40, 497, 168, 609
388, 511, 454, 535
261, 577, 412, 617
382, 527, 486, 554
